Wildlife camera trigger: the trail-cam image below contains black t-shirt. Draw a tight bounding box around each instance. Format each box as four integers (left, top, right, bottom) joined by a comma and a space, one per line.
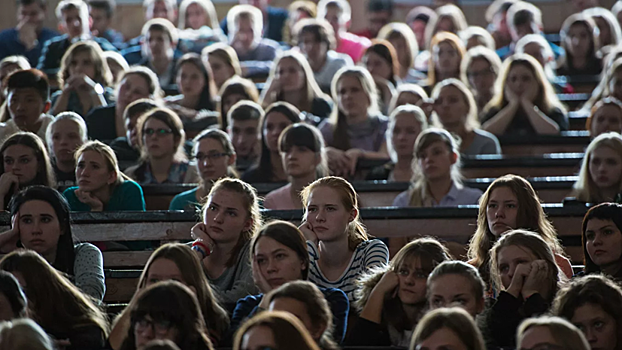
53, 163, 76, 187
85, 105, 117, 142
481, 105, 569, 136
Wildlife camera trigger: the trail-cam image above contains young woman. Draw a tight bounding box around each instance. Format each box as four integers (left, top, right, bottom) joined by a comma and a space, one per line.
0, 318, 55, 350
217, 76, 259, 131
263, 123, 328, 210
63, 141, 146, 211
424, 4, 468, 49
189, 178, 262, 308
202, 43, 242, 91
377, 23, 426, 84
460, 26, 496, 51
170, 129, 237, 211
109, 244, 229, 349
423, 32, 466, 93
366, 105, 428, 182
46, 112, 88, 187
586, 98, 622, 138
553, 274, 622, 350
51, 41, 113, 116
517, 316, 590, 350
571, 132, 622, 203
427, 261, 486, 319
164, 53, 216, 121
409, 307, 486, 350
349, 237, 451, 347
0, 56, 30, 109
361, 40, 399, 115
461, 46, 502, 114
580, 202, 622, 281
242, 102, 301, 183
86, 66, 162, 142
260, 51, 332, 120
0, 186, 105, 300
558, 13, 602, 76
514, 35, 574, 94
467, 174, 573, 289
299, 176, 390, 302
387, 83, 430, 115
485, 230, 565, 348
125, 108, 199, 184
177, 0, 223, 54
481, 54, 569, 136
118, 281, 214, 350
233, 311, 321, 350
268, 281, 340, 350
319, 67, 390, 177
583, 7, 622, 51
229, 220, 348, 344
0, 132, 55, 210
0, 250, 109, 350
0, 271, 27, 321
392, 128, 482, 208
431, 79, 501, 155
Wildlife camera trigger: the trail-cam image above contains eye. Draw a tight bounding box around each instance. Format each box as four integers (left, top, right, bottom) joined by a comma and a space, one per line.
21, 217, 33, 224
275, 253, 286, 259
227, 210, 237, 217
19, 158, 30, 164
432, 298, 443, 306
256, 257, 266, 265
41, 217, 52, 223
454, 298, 467, 305
499, 264, 509, 273
507, 203, 516, 209
604, 229, 614, 235
488, 203, 498, 209
594, 321, 605, 329
585, 231, 595, 240
398, 269, 409, 276
209, 205, 217, 211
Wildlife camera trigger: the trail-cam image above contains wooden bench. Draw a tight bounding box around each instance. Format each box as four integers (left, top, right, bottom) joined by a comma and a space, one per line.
497, 131, 589, 156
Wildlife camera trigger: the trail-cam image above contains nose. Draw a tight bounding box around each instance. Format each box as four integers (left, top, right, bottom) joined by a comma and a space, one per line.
266, 258, 277, 273
31, 220, 42, 235
213, 210, 224, 223
314, 209, 326, 222
403, 274, 416, 285
495, 207, 505, 218
583, 328, 597, 342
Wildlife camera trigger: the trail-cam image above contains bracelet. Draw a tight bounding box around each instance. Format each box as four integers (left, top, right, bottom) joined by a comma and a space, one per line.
192, 240, 212, 257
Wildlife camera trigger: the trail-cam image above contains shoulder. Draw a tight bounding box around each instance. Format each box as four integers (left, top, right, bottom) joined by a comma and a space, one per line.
63, 186, 78, 197
74, 243, 103, 260
392, 190, 409, 207
0, 28, 17, 40
120, 180, 143, 192
268, 6, 288, 18
357, 239, 389, 254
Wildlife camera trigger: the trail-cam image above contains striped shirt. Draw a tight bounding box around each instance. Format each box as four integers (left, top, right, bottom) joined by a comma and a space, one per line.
307, 239, 389, 302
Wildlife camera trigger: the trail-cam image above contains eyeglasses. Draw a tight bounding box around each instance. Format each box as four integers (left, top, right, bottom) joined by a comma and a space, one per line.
144, 128, 173, 136
194, 152, 229, 162
134, 318, 172, 335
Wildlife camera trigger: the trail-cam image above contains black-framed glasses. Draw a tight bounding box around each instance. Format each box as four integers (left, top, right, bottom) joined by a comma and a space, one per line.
194, 152, 229, 162
144, 128, 173, 136
134, 318, 172, 335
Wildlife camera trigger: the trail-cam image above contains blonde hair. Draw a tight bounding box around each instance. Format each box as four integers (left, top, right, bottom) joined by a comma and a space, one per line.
386, 105, 429, 163
46, 111, 88, 151
424, 4, 468, 49
430, 78, 480, 131
59, 41, 113, 87
178, 0, 219, 30
388, 83, 429, 113
0, 319, 54, 350
427, 32, 466, 88
517, 316, 589, 350
301, 176, 368, 251
572, 132, 622, 203
408, 128, 463, 207
75, 141, 127, 188
459, 26, 496, 50
378, 23, 419, 70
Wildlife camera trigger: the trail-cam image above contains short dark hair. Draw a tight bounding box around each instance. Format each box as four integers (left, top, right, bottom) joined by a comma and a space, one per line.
17, 0, 46, 7
581, 202, 622, 273
227, 100, 264, 124
295, 18, 336, 51
6, 69, 49, 102
88, 0, 116, 18
367, 0, 393, 13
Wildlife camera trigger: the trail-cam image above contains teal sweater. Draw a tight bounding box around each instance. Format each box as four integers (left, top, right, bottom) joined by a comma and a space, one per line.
63, 180, 146, 211
169, 187, 202, 211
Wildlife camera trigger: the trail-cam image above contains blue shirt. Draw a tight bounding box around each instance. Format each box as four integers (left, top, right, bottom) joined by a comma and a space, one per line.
169, 187, 201, 212
0, 27, 58, 67
63, 180, 146, 211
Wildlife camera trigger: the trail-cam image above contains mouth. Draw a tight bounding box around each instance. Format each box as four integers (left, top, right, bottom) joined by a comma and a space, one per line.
78, 180, 90, 185
314, 226, 328, 233
593, 250, 607, 256
268, 278, 285, 286
28, 239, 46, 245
209, 226, 223, 233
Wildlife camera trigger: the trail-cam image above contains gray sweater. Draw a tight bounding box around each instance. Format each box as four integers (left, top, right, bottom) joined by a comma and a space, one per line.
208, 240, 258, 305
73, 243, 105, 301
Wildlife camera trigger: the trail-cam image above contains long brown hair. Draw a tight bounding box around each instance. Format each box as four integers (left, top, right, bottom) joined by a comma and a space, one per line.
0, 132, 56, 189
233, 311, 321, 350
0, 250, 109, 339
59, 41, 113, 87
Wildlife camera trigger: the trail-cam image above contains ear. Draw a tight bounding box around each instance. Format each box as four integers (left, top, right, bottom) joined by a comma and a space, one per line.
43, 101, 51, 114
107, 169, 118, 185
227, 153, 237, 167
476, 297, 485, 315
242, 217, 253, 233
450, 151, 458, 165
348, 207, 358, 223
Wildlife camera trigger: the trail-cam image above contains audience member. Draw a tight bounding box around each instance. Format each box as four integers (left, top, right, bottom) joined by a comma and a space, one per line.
202, 43, 242, 91
387, 83, 431, 115
63, 141, 146, 211
317, 0, 371, 63
46, 112, 87, 187
0, 56, 30, 109
361, 40, 399, 115
220, 0, 288, 43
481, 54, 569, 136
170, 129, 238, 211
260, 51, 332, 121
88, 0, 125, 49
226, 100, 262, 172
51, 41, 114, 117
423, 32, 465, 93
0, 132, 56, 210
0, 318, 55, 350
426, 261, 485, 318
486, 0, 518, 50
552, 274, 622, 350
242, 102, 301, 183
299, 176, 389, 302
218, 76, 259, 131
0, 250, 109, 350
103, 50, 129, 84
378, 23, 426, 84
585, 97, 622, 138
515, 34, 571, 93
190, 178, 262, 307
125, 108, 199, 184
283, 1, 316, 46
461, 46, 502, 114
354, 0, 394, 39
139, 19, 179, 90
349, 238, 451, 347
0, 0, 58, 67
176, 0, 223, 54
405, 6, 437, 51
109, 98, 159, 166
460, 26, 496, 51
583, 7, 622, 51
0, 271, 28, 321
233, 311, 321, 350
409, 307, 486, 350
424, 4, 468, 50
294, 18, 353, 93
263, 123, 327, 209
516, 316, 590, 350
558, 13, 602, 76
227, 5, 280, 79
319, 67, 389, 177
579, 202, 622, 281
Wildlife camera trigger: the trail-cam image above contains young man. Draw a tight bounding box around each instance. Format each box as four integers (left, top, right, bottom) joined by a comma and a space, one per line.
353, 0, 394, 39
295, 18, 353, 93
37, 0, 117, 87
317, 0, 371, 63
88, 0, 125, 49
0, 0, 59, 67
227, 5, 280, 78
138, 18, 178, 90
495, 1, 564, 60
220, 0, 288, 43
227, 100, 262, 173
0, 69, 53, 143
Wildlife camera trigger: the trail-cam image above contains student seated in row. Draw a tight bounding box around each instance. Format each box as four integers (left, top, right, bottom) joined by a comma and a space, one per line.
125, 108, 200, 185
585, 97, 622, 138
202, 43, 241, 92
110, 98, 159, 166
233, 311, 320, 350
0, 69, 53, 144
263, 123, 328, 210
46, 112, 88, 187
461, 46, 502, 115
170, 129, 238, 211
218, 76, 259, 132
63, 141, 146, 212
138, 18, 179, 90
410, 307, 486, 350
516, 316, 590, 350
579, 202, 622, 281
226, 101, 262, 173
0, 56, 31, 113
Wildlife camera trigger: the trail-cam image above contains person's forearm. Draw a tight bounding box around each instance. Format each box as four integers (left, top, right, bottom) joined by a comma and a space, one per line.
482, 103, 519, 135
524, 105, 560, 134
51, 91, 71, 115
359, 289, 386, 324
